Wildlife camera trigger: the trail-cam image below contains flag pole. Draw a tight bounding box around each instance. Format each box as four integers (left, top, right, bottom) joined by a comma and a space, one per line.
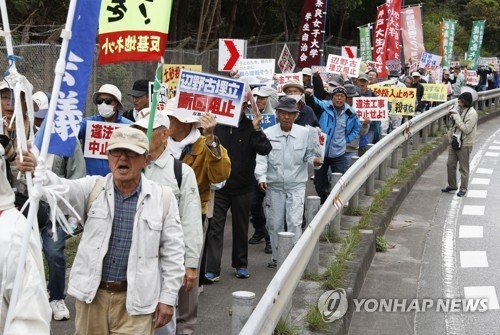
147, 57, 164, 142
0, 0, 17, 72
3, 0, 79, 331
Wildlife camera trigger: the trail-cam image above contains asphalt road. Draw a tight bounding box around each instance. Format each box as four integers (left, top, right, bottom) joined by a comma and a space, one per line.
349, 116, 500, 335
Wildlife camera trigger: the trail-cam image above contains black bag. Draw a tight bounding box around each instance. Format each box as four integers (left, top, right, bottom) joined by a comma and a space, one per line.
451, 135, 461, 150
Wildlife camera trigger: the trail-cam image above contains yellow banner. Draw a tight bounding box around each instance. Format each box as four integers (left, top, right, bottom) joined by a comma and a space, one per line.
422, 84, 447, 102
99, 0, 172, 33
98, 0, 173, 64
370, 86, 417, 116
162, 64, 203, 99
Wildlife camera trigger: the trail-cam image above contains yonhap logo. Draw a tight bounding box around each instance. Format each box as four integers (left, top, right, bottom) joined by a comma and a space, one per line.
317, 288, 348, 322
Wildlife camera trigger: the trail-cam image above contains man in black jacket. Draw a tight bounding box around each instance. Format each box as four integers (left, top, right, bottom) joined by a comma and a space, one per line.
205, 99, 272, 280
122, 79, 149, 121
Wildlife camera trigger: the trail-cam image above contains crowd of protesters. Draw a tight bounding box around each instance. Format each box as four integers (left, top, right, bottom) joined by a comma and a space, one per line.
0, 57, 499, 334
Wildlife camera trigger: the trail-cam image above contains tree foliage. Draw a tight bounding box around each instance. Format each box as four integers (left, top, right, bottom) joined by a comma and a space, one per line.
4, 0, 498, 56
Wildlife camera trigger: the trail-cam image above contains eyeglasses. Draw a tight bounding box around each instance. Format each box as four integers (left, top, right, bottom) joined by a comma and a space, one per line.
96, 97, 114, 105
108, 148, 141, 158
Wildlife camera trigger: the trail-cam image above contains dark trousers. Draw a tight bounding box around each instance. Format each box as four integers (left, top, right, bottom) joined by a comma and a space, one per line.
41, 225, 66, 301
250, 179, 269, 238
314, 155, 347, 204
206, 191, 251, 273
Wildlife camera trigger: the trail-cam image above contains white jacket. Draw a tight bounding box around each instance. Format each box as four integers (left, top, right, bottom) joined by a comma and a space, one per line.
0, 208, 51, 335
144, 150, 203, 269
44, 171, 185, 314
255, 123, 318, 189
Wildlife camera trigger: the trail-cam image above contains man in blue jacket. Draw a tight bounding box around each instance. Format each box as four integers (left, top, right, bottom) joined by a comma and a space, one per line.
305, 86, 361, 203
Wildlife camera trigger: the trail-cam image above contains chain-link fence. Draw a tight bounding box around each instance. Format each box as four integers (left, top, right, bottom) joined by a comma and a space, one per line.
0, 42, 342, 115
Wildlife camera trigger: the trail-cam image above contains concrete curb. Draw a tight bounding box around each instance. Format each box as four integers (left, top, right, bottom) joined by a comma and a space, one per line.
335, 108, 500, 335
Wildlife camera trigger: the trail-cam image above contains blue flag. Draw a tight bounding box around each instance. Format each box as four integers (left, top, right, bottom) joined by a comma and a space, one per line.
35, 0, 101, 157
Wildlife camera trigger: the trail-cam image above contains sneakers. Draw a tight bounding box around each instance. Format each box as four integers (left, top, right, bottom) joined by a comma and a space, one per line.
249, 233, 266, 244
235, 267, 250, 279
50, 299, 70, 321
267, 259, 277, 268
204, 272, 220, 283
441, 186, 458, 193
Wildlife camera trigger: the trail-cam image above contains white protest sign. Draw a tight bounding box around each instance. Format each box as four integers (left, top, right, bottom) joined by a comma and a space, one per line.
148, 81, 168, 112
466, 70, 479, 86
275, 73, 304, 94
218, 39, 247, 72
450, 61, 460, 68
326, 54, 361, 78
84, 121, 129, 159
237, 58, 275, 85
278, 44, 296, 73
175, 70, 246, 127
353, 97, 389, 120
419, 52, 442, 70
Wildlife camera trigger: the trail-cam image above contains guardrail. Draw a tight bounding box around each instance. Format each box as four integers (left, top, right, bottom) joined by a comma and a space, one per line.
237, 88, 500, 335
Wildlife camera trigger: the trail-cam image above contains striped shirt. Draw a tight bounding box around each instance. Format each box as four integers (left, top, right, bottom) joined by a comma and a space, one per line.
101, 183, 141, 282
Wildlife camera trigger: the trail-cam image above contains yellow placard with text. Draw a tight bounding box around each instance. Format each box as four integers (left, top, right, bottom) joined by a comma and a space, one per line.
421, 84, 447, 102
370, 86, 417, 116
162, 64, 203, 99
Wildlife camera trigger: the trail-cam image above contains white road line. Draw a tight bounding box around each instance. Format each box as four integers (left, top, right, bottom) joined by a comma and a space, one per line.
460, 251, 488, 267
485, 152, 500, 157
464, 286, 500, 310
462, 205, 485, 215
459, 226, 483, 238
442, 128, 500, 334
494, 141, 500, 144
475, 168, 493, 174
466, 190, 488, 198
471, 178, 490, 185
488, 146, 500, 150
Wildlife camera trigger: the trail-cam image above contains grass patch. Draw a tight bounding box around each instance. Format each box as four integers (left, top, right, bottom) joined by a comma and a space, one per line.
319, 230, 342, 243
306, 305, 327, 332
273, 320, 300, 335
344, 206, 364, 216
376, 236, 388, 252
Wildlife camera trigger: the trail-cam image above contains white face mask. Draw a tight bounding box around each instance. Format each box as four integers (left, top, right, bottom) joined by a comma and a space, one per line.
287, 94, 303, 103
98, 103, 115, 118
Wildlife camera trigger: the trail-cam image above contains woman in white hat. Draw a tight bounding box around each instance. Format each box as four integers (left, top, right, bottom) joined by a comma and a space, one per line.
77, 84, 133, 176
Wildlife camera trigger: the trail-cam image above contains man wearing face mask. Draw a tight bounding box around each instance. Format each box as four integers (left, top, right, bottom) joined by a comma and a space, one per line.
78, 84, 132, 176
282, 80, 319, 127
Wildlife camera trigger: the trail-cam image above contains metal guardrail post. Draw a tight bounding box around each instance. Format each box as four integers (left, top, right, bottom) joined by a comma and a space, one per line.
430, 120, 437, 137
438, 117, 443, 131
277, 232, 295, 269
365, 144, 375, 196
413, 131, 420, 149
305, 196, 321, 276
347, 156, 360, 213
277, 232, 294, 324
330, 173, 342, 236
422, 125, 428, 143
391, 147, 399, 169
402, 140, 410, 158
231, 291, 255, 335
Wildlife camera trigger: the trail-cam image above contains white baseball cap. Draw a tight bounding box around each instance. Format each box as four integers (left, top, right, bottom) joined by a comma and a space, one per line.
32, 91, 50, 119
301, 67, 312, 76
133, 108, 170, 129
164, 98, 201, 126
92, 84, 122, 108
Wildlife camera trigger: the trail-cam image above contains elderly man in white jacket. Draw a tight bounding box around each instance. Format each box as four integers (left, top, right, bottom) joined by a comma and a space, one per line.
255, 97, 323, 268
0, 144, 51, 335
17, 127, 185, 334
